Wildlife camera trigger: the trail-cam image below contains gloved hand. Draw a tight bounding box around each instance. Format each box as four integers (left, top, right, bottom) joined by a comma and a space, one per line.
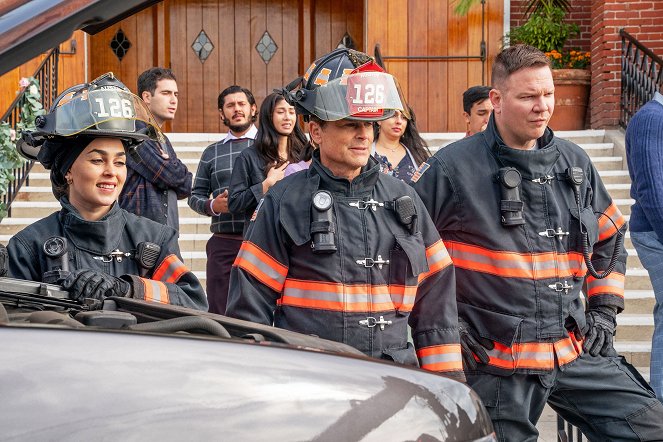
458, 318, 494, 370
583, 305, 618, 357
0, 243, 7, 277
63, 269, 131, 302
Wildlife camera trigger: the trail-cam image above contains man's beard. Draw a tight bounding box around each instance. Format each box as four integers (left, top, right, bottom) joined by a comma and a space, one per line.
224, 115, 252, 134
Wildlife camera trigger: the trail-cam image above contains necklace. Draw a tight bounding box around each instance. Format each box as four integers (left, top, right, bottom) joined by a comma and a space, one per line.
377, 142, 402, 154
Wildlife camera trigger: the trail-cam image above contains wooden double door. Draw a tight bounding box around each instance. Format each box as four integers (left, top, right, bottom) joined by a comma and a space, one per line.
89, 0, 363, 133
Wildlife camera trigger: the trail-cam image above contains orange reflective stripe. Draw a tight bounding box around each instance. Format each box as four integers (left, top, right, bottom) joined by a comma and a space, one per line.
586, 272, 625, 298
598, 202, 626, 242
234, 241, 288, 292
555, 333, 583, 366
446, 241, 584, 279
418, 240, 453, 283
484, 336, 581, 370
141, 278, 170, 304
153, 254, 189, 283
417, 344, 463, 371
279, 279, 417, 312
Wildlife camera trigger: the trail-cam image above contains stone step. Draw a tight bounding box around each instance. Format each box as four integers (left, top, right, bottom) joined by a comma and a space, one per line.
604, 183, 632, 200
4, 200, 203, 219
597, 170, 631, 185
615, 340, 652, 368
624, 290, 656, 315
589, 156, 625, 171
422, 129, 608, 148
615, 313, 654, 341
626, 268, 653, 290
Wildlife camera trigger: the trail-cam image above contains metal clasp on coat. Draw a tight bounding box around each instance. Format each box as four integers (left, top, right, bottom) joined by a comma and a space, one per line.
359, 315, 393, 330
532, 175, 555, 184
549, 281, 573, 293
356, 255, 390, 269
538, 227, 570, 240
93, 249, 132, 263
349, 199, 384, 211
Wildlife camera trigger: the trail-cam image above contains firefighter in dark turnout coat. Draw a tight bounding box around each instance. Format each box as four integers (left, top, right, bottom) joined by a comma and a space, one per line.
412, 45, 663, 441
10, 73, 207, 311
226, 49, 463, 379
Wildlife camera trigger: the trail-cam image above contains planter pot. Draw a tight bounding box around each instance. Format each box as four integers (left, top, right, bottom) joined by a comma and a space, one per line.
548, 68, 591, 131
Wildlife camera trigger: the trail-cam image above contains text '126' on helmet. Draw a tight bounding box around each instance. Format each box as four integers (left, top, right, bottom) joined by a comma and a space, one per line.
282, 48, 409, 122
16, 72, 165, 161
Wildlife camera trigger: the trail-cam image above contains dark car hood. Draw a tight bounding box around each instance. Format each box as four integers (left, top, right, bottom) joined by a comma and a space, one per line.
0, 0, 161, 75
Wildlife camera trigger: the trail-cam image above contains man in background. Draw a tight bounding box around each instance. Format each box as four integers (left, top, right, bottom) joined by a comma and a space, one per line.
187, 85, 257, 314
120, 67, 192, 231
462, 85, 492, 136
625, 86, 663, 402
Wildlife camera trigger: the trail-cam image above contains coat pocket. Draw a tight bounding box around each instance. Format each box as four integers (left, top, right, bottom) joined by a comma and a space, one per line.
457, 301, 523, 348
569, 206, 599, 252
389, 233, 429, 313
382, 342, 420, 367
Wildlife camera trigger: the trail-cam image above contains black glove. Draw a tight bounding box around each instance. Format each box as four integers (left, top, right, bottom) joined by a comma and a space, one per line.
458, 318, 494, 370
0, 243, 7, 277
583, 305, 618, 357
63, 269, 131, 302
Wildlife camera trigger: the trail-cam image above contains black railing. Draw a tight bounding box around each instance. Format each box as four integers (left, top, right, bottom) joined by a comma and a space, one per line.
0, 48, 59, 216
557, 415, 583, 442
620, 28, 663, 128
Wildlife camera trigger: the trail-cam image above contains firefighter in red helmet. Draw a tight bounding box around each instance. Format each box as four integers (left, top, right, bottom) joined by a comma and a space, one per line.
226, 49, 464, 379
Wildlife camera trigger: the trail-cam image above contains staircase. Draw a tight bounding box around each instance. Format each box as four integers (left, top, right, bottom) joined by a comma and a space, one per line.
0, 130, 653, 374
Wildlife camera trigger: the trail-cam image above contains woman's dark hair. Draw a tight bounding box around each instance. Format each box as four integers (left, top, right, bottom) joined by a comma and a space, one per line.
373, 106, 431, 165
255, 92, 308, 174
297, 140, 317, 162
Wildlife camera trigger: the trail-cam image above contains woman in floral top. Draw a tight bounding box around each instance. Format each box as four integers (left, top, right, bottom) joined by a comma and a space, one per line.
371, 107, 431, 183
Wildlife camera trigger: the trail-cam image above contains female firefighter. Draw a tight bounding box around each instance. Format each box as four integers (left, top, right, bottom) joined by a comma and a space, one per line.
8, 73, 207, 310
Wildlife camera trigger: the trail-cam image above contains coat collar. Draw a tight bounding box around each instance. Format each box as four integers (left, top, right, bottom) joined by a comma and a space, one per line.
481, 114, 561, 179
58, 197, 126, 254
309, 149, 380, 196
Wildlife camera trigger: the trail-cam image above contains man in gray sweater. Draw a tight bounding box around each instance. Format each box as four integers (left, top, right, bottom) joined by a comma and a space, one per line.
188, 85, 257, 314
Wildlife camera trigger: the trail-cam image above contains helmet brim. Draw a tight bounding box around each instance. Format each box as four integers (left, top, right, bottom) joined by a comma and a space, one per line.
301, 72, 409, 122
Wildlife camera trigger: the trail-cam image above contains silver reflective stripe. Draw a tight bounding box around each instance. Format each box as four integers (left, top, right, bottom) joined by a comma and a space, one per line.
144, 279, 166, 303
238, 248, 286, 286
420, 352, 463, 365
157, 258, 183, 282
282, 286, 394, 305
588, 276, 623, 290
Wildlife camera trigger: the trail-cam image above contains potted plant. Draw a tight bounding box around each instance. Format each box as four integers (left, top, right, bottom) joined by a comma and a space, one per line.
505, 0, 591, 130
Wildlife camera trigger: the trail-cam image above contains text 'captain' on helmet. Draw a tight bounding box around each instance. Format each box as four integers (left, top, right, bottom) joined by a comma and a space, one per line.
282, 48, 410, 122
16, 72, 164, 162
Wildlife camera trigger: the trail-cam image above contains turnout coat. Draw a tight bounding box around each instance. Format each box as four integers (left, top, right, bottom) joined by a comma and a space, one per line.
412, 117, 627, 375
227, 152, 463, 377
8, 197, 207, 311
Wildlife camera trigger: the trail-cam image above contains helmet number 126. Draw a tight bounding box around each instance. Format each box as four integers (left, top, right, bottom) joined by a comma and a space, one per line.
94, 97, 135, 119
351, 83, 385, 105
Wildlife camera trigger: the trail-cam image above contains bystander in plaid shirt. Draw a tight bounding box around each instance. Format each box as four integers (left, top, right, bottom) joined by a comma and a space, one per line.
188, 137, 254, 234
120, 134, 192, 228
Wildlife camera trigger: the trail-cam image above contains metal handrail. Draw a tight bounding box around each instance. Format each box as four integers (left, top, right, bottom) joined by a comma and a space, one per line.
557, 415, 584, 441
620, 28, 663, 128
1, 48, 59, 217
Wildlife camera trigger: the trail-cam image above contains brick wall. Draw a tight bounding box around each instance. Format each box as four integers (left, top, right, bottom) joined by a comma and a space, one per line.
509, 0, 663, 129
589, 0, 663, 128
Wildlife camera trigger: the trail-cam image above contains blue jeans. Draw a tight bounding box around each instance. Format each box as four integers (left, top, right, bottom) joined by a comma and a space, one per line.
631, 230, 663, 402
